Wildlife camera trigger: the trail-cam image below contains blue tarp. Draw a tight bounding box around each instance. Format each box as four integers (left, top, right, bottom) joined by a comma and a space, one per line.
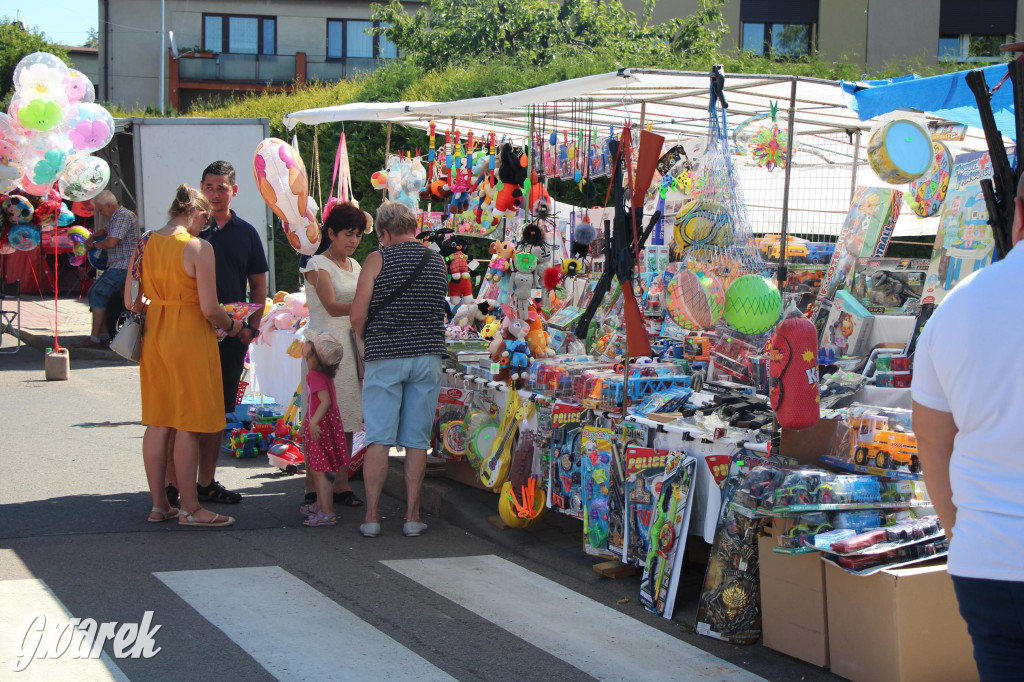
841, 64, 1016, 141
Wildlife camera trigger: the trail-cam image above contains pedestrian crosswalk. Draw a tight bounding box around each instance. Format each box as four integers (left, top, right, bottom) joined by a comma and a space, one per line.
384, 555, 765, 682
3, 556, 764, 681
153, 566, 456, 682
0, 579, 128, 681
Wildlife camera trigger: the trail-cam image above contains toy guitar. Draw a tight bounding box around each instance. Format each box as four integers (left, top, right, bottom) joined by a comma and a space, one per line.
478, 390, 532, 490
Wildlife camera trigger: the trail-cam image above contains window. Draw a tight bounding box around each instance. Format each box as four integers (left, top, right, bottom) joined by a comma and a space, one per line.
326, 19, 399, 59
740, 0, 817, 58
203, 14, 276, 55
742, 22, 813, 58
939, 0, 1015, 61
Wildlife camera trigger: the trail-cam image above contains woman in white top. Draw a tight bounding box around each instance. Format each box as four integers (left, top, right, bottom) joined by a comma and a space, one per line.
298, 203, 369, 507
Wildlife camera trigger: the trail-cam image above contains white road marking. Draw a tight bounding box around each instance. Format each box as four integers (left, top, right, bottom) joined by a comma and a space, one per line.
382, 554, 765, 682
0, 579, 129, 681
154, 566, 455, 682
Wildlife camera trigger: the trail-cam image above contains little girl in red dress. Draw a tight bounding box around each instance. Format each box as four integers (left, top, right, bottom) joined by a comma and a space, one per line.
301, 330, 349, 527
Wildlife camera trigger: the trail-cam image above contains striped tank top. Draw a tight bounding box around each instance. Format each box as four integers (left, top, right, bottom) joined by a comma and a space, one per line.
364, 239, 449, 361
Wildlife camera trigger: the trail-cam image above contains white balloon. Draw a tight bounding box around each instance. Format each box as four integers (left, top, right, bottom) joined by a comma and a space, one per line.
58, 155, 110, 201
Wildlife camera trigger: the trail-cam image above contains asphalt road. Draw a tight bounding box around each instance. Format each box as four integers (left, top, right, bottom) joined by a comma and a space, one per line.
0, 349, 841, 681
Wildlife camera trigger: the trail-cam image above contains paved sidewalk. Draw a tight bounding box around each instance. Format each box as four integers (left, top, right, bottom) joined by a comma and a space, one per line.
1, 294, 122, 360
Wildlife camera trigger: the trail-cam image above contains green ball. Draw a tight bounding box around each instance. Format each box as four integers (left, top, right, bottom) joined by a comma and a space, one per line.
724, 275, 782, 335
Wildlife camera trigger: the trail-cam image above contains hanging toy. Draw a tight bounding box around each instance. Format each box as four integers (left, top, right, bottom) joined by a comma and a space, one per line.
769, 303, 820, 430
510, 251, 539, 319
370, 170, 388, 190
486, 240, 515, 282
67, 225, 91, 265
494, 143, 528, 217
563, 216, 596, 277
748, 102, 789, 171
528, 168, 552, 219
440, 233, 474, 305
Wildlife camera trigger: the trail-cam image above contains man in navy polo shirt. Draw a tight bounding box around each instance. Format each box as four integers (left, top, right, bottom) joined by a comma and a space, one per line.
195, 160, 269, 504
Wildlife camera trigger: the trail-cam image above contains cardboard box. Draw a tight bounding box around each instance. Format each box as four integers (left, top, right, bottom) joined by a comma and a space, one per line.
823, 290, 875, 360
825, 561, 978, 682
758, 535, 829, 668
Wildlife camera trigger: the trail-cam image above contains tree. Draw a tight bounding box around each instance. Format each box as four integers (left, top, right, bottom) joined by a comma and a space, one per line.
0, 19, 69, 103
84, 28, 99, 49
369, 0, 726, 70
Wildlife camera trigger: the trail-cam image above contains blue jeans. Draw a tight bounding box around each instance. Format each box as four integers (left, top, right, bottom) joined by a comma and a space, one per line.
952, 575, 1024, 681
88, 267, 127, 310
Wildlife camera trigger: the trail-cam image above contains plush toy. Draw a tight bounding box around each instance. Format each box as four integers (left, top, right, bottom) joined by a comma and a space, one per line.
501, 316, 531, 381
439, 234, 474, 305
454, 299, 496, 328
480, 316, 501, 340
486, 240, 515, 282
510, 251, 539, 319
563, 217, 597, 276
420, 178, 452, 204
528, 169, 553, 218
494, 143, 528, 217
526, 308, 554, 358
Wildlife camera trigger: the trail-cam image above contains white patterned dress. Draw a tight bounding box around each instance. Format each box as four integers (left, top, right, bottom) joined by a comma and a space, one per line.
300, 254, 363, 430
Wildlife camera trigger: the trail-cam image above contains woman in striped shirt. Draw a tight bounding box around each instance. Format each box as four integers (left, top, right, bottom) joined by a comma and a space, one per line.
350, 202, 449, 539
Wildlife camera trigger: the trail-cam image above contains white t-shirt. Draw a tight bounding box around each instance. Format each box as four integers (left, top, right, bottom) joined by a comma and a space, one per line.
912, 240, 1024, 581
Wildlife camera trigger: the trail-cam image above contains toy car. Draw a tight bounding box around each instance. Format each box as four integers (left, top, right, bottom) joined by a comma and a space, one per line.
268, 439, 304, 474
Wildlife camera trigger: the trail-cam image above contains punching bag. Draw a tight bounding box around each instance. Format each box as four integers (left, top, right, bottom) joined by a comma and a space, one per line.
769, 303, 820, 430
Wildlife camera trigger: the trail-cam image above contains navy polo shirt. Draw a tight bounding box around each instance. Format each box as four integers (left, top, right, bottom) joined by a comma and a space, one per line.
199, 210, 269, 304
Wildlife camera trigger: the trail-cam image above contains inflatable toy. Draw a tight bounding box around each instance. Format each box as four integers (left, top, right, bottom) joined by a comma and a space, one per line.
724, 274, 782, 335
253, 137, 321, 255
867, 117, 933, 185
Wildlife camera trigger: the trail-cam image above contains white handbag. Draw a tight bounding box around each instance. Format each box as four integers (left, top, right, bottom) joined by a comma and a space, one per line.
110, 310, 144, 362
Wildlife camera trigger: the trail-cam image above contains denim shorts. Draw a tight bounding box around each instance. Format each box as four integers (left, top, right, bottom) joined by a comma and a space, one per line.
362, 355, 443, 449
88, 268, 127, 310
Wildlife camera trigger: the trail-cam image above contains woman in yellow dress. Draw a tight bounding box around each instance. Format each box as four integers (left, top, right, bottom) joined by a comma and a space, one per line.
125, 184, 243, 527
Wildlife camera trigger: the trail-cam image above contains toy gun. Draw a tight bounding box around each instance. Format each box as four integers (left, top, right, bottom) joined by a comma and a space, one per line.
488, 130, 496, 184
965, 55, 1023, 260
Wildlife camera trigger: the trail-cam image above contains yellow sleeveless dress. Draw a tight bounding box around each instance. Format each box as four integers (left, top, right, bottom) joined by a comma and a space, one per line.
139, 231, 224, 433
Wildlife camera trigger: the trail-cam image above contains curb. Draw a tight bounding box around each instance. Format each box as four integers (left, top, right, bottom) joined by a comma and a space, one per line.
2, 327, 125, 362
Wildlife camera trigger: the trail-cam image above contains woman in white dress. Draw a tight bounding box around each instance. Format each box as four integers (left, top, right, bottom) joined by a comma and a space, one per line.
299, 203, 369, 508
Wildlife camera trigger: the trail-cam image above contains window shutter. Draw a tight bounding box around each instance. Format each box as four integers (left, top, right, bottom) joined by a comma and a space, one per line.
940, 0, 1016, 35
740, 0, 819, 25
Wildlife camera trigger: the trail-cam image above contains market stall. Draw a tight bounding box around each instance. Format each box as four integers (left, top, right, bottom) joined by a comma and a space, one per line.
244, 66, 1002, 679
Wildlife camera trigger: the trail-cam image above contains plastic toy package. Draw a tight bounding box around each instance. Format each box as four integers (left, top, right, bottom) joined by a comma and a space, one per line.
824, 403, 920, 475
851, 257, 929, 316
765, 469, 927, 512
434, 385, 473, 460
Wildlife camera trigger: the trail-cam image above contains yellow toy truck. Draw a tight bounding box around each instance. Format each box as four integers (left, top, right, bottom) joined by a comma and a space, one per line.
849, 414, 920, 472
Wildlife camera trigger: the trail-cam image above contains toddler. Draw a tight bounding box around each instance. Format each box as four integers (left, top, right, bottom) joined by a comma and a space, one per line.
300, 330, 349, 527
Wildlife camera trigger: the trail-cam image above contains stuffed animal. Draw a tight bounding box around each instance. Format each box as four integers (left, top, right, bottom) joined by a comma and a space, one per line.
420, 178, 452, 204
526, 308, 554, 358
474, 176, 496, 225
448, 166, 473, 214
501, 316, 531, 381
480, 316, 501, 340
486, 240, 515, 282
563, 217, 597, 276
494, 143, 528, 217
510, 251, 539, 319
439, 234, 474, 305
528, 169, 553, 218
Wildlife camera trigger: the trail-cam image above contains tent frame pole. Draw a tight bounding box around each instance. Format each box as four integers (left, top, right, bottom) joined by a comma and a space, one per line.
776, 77, 798, 290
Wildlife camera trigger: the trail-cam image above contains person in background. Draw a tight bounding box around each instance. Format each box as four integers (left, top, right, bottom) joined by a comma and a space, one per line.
172, 160, 269, 507
128, 184, 240, 527
350, 202, 448, 539
83, 190, 138, 347
298, 203, 369, 509
912, 175, 1024, 680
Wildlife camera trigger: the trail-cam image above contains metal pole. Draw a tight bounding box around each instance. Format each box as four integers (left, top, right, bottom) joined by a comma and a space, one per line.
776, 77, 798, 290
850, 128, 861, 206
159, 0, 165, 113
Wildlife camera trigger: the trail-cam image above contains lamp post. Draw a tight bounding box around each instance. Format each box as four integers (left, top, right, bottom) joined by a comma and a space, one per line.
159, 0, 165, 113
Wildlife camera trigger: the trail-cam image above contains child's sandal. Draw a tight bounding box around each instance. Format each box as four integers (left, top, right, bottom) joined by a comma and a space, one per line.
302, 510, 337, 527
299, 502, 320, 517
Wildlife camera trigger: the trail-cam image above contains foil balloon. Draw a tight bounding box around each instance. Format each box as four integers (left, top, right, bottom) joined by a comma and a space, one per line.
7, 224, 41, 251
66, 103, 115, 153
68, 225, 91, 265
252, 137, 320, 255
58, 155, 110, 201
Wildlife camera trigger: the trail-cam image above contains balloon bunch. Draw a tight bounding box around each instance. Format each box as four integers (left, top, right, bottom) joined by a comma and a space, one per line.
0, 187, 84, 254
1, 52, 113, 200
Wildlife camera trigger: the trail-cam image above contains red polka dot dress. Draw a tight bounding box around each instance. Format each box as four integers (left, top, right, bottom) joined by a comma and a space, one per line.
303, 369, 349, 472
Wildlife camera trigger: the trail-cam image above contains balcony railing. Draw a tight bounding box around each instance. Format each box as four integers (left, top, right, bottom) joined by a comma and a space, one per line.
176, 52, 389, 84
178, 53, 296, 83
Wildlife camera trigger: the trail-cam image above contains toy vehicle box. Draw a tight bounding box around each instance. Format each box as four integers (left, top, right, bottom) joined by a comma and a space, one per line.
821, 290, 874, 360
851, 257, 929, 315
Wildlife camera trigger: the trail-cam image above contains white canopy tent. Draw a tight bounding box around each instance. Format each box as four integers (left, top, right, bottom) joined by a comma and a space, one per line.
284, 68, 1001, 239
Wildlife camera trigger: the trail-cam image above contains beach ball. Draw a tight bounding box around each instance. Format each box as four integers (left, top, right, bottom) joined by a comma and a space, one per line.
867, 117, 933, 185
724, 275, 782, 335
906, 142, 952, 218
58, 155, 110, 201
666, 270, 725, 330
673, 198, 733, 249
